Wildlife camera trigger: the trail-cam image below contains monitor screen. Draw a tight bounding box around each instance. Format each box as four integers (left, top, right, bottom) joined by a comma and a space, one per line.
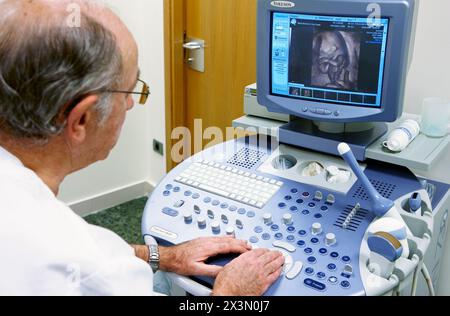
271, 12, 389, 108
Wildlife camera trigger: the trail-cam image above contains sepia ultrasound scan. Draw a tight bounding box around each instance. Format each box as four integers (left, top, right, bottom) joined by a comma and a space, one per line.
311, 31, 361, 91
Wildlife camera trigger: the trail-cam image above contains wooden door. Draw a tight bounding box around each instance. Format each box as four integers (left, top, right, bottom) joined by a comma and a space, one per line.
165, 0, 257, 170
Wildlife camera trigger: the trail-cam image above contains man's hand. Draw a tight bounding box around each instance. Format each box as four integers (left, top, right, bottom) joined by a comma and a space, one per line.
212, 248, 284, 296
159, 236, 251, 277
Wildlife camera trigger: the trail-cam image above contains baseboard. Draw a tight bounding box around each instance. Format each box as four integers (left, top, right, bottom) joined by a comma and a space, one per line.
69, 181, 154, 217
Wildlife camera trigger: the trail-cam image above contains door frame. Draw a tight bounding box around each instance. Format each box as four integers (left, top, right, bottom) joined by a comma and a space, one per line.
164, 0, 186, 171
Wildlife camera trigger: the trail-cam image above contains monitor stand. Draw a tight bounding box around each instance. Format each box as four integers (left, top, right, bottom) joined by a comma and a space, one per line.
278, 118, 388, 161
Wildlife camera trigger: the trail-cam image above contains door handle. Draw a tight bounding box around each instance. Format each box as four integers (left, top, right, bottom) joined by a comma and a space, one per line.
183, 42, 202, 50
183, 37, 205, 72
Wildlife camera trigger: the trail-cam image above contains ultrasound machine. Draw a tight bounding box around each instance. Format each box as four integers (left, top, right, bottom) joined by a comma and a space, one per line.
142, 0, 450, 296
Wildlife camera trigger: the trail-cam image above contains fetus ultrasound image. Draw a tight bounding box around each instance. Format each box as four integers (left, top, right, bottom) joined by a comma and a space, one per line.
311, 31, 361, 91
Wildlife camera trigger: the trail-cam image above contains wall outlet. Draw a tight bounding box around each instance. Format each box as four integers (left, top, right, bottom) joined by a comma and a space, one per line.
153, 139, 164, 156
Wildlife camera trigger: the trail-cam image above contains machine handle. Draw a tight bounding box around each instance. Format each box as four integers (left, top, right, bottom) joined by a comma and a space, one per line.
144, 235, 213, 296
166, 273, 213, 296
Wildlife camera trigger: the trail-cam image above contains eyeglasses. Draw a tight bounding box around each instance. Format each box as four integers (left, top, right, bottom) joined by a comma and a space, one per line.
107, 79, 151, 105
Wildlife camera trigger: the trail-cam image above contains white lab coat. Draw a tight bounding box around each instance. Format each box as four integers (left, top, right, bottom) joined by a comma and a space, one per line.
0, 146, 155, 296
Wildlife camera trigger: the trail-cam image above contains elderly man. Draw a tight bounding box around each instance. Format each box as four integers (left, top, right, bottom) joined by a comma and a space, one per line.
0, 0, 284, 296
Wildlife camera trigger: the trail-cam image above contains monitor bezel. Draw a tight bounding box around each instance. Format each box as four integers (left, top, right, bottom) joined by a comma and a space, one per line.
257, 0, 417, 123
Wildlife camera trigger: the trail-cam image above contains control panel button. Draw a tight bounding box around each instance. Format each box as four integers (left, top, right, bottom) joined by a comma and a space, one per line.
211, 221, 221, 233
307, 256, 317, 264
212, 200, 220, 206
283, 213, 293, 225
165, 184, 173, 190
317, 272, 326, 280
236, 219, 244, 230
184, 191, 192, 197
194, 205, 201, 214
287, 226, 296, 233
287, 235, 295, 243
330, 252, 340, 259
311, 223, 323, 235
284, 195, 292, 201
328, 276, 338, 284
226, 227, 235, 236
304, 278, 326, 292
297, 240, 306, 248
183, 211, 193, 223
163, 191, 171, 197
238, 208, 247, 215
263, 213, 273, 225
325, 233, 337, 246
302, 210, 310, 215
262, 233, 271, 240
310, 238, 319, 244
203, 197, 211, 203
286, 261, 303, 280
197, 217, 206, 228
304, 247, 313, 254
254, 226, 263, 234
273, 240, 296, 253
327, 263, 337, 271
271, 224, 280, 232
229, 205, 237, 212
174, 200, 185, 208
291, 188, 298, 194
278, 203, 287, 209
173, 187, 181, 192
305, 267, 314, 275
247, 211, 256, 218
342, 264, 353, 277
290, 206, 298, 212
314, 191, 323, 201
274, 233, 284, 240
342, 256, 351, 263
298, 230, 307, 236
192, 193, 200, 199
340, 281, 351, 289
221, 214, 229, 224
319, 248, 328, 255
162, 207, 179, 217
207, 210, 215, 219
249, 236, 259, 244
220, 203, 229, 209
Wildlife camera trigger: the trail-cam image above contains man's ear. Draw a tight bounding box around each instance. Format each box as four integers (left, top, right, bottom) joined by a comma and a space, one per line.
65, 95, 100, 144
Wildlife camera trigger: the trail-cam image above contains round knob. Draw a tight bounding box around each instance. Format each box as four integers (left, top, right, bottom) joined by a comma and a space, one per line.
197, 216, 206, 228
211, 221, 221, 233
226, 227, 235, 236
312, 222, 323, 235
263, 213, 273, 225
325, 233, 337, 246
283, 213, 293, 225
183, 211, 193, 223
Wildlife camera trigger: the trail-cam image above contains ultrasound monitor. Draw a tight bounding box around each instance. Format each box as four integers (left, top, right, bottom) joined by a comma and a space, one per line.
257, 0, 418, 123
272, 13, 388, 108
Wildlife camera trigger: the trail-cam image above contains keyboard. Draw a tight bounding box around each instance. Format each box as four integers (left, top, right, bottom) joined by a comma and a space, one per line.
175, 160, 283, 208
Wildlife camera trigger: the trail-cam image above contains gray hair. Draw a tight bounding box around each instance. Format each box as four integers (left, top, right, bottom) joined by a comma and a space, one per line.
0, 0, 123, 140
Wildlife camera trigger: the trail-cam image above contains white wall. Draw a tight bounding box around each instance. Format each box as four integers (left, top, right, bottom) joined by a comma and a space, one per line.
58, 0, 166, 210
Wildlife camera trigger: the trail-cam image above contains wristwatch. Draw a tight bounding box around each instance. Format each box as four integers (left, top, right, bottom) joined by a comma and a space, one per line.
147, 244, 160, 273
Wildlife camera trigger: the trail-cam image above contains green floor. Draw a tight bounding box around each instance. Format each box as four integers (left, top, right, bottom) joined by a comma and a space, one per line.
84, 197, 148, 245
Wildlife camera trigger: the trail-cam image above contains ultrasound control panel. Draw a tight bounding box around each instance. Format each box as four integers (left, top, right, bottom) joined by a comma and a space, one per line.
142, 136, 425, 296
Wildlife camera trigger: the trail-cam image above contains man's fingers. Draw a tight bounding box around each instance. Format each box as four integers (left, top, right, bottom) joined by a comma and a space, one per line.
203, 237, 252, 251
260, 251, 283, 265
267, 266, 283, 283
264, 255, 285, 275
